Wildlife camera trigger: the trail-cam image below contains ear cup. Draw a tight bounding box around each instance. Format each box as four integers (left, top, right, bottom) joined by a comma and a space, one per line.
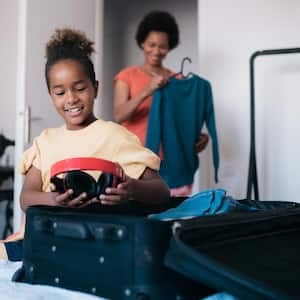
50, 176, 66, 194
64, 170, 98, 200
97, 172, 114, 195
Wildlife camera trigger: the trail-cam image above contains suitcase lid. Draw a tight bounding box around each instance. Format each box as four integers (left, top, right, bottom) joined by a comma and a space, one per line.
165, 207, 300, 300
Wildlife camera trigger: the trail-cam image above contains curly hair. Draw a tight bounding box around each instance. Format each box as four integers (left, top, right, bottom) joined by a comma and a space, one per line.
45, 28, 96, 91
135, 11, 180, 50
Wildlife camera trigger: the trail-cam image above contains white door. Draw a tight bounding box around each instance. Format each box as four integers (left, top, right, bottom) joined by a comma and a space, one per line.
14, 0, 103, 230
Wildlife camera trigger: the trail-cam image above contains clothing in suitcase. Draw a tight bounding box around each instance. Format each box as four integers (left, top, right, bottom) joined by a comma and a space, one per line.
165, 206, 300, 300
13, 204, 210, 300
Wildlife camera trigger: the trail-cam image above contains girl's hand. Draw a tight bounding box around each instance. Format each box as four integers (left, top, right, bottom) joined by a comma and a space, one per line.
50, 183, 95, 208
98, 175, 136, 205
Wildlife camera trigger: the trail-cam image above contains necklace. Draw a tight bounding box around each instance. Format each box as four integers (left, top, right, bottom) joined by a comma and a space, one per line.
140, 66, 169, 78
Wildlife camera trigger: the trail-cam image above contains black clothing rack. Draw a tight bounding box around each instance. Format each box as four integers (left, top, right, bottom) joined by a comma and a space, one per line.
247, 47, 300, 200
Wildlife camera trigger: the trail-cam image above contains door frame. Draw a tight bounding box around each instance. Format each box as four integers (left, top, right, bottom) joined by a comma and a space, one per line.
13, 0, 103, 231
13, 0, 27, 231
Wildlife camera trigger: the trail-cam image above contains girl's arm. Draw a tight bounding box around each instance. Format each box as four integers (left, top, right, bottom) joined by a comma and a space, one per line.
20, 166, 57, 211
20, 166, 92, 211
99, 167, 170, 205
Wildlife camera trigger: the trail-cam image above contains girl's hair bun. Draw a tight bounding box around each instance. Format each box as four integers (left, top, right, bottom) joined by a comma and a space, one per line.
45, 27, 97, 91
46, 27, 95, 60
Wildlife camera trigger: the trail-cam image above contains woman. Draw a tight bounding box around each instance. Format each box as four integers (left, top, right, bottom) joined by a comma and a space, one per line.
114, 11, 208, 196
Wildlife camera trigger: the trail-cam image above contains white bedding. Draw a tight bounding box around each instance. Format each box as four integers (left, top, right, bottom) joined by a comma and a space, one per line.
0, 260, 106, 300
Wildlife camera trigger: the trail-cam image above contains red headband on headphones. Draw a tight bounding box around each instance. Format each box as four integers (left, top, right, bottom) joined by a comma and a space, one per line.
50, 157, 125, 180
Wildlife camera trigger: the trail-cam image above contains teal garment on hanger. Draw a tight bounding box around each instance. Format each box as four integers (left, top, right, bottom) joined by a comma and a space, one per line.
145, 75, 219, 188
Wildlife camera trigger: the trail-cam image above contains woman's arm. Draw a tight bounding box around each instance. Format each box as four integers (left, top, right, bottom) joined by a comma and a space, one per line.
113, 74, 168, 123
20, 166, 92, 211
99, 167, 170, 205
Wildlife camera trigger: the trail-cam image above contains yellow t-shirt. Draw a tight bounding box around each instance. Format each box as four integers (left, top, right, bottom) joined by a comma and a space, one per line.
20, 119, 160, 191
0, 119, 160, 248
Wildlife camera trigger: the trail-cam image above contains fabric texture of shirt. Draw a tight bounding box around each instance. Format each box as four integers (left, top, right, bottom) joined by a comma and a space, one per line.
114, 66, 153, 146
114, 66, 174, 147
145, 74, 219, 188
3, 119, 160, 252
20, 119, 160, 192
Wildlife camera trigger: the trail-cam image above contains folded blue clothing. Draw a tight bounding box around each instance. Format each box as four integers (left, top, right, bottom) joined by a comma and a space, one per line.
149, 189, 257, 221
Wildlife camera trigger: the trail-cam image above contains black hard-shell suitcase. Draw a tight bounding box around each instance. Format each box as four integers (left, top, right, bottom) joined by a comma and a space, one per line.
165, 205, 300, 300
15, 199, 300, 300
14, 203, 210, 300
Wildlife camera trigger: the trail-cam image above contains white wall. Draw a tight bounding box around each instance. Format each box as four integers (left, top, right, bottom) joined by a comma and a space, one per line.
198, 0, 300, 201
102, 0, 198, 119
0, 0, 18, 163
0, 0, 18, 235
25, 0, 97, 140
0, 0, 18, 139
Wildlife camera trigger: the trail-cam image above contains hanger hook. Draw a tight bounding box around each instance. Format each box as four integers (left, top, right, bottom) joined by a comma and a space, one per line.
180, 57, 192, 74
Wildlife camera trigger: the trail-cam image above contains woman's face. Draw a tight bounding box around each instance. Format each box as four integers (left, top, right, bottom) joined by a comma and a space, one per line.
142, 31, 169, 67
48, 59, 98, 130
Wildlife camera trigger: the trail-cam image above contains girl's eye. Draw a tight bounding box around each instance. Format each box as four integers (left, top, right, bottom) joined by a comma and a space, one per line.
54, 90, 65, 96
76, 86, 86, 92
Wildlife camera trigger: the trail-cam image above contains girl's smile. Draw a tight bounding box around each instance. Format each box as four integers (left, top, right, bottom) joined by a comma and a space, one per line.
64, 105, 84, 116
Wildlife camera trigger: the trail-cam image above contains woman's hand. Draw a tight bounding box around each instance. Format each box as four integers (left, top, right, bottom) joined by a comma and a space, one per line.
113, 71, 169, 123
145, 73, 169, 96
195, 133, 209, 153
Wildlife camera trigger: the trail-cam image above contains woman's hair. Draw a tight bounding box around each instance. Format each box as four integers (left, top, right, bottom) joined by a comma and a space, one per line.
45, 28, 96, 91
135, 11, 180, 50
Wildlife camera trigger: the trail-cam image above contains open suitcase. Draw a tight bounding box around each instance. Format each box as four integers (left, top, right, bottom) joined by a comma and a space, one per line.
14, 199, 300, 300
166, 205, 300, 300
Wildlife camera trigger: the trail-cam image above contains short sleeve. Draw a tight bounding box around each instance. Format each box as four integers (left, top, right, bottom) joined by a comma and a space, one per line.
19, 137, 41, 175
114, 68, 131, 86
113, 128, 160, 179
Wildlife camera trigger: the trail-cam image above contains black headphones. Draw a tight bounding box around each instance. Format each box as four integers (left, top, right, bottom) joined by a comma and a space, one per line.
50, 157, 124, 201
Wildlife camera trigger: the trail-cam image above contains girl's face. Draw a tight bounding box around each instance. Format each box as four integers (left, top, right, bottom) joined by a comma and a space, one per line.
142, 31, 169, 67
48, 59, 98, 130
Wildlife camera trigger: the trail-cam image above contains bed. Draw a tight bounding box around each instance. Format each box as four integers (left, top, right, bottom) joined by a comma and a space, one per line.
0, 260, 106, 300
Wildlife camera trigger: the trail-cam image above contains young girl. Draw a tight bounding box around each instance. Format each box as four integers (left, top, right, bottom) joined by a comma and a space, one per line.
0, 27, 169, 260
20, 27, 169, 209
